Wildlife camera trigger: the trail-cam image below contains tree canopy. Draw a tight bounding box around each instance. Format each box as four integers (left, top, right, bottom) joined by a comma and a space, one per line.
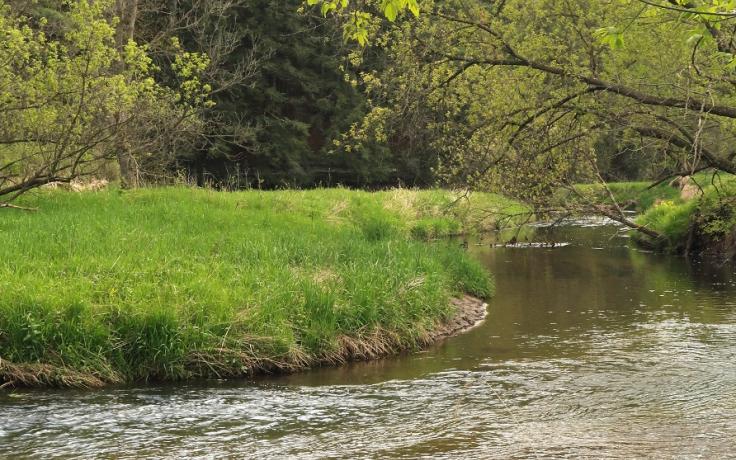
4, 0, 736, 229
0, 0, 217, 203
312, 0, 736, 229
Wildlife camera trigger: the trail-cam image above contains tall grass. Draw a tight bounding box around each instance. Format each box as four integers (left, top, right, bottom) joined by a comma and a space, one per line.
634, 200, 698, 251
631, 173, 736, 252
0, 187, 508, 387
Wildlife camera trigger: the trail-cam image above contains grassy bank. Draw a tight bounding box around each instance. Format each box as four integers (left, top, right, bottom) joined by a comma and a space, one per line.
632, 174, 736, 256
572, 180, 681, 212
0, 188, 519, 388
575, 173, 736, 257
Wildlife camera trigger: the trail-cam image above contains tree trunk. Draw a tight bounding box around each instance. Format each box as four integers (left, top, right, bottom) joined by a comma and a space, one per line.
116, 147, 135, 189
114, 0, 139, 188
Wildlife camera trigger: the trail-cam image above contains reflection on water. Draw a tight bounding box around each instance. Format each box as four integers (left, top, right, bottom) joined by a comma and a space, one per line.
2, 224, 736, 458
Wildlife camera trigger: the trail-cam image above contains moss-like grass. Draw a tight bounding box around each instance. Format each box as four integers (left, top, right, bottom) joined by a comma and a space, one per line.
632, 173, 736, 254
0, 187, 519, 388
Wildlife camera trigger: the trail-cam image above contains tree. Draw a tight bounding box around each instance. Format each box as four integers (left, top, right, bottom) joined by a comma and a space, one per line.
306, 0, 420, 45
176, 0, 433, 189
318, 0, 736, 236
0, 0, 223, 206
113, 0, 262, 187
181, 0, 366, 188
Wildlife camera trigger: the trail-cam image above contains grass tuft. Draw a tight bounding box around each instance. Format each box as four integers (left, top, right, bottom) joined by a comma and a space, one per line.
627, 173, 736, 254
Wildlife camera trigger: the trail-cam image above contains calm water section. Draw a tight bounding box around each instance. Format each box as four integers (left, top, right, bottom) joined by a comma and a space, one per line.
2, 223, 736, 458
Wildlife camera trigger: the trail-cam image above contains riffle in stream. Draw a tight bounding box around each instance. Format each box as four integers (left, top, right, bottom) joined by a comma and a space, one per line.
2, 221, 736, 458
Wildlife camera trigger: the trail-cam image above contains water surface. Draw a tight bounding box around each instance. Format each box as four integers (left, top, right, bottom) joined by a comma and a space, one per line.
2, 223, 736, 458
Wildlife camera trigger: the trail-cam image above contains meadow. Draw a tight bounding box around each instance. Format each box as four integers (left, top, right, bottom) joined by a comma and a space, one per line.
0, 187, 522, 387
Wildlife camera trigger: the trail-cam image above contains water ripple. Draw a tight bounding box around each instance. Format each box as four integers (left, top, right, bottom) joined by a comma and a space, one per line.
3, 226, 736, 458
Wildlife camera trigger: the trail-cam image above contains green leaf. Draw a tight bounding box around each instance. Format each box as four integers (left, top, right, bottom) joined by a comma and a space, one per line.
384, 3, 398, 21
407, 0, 420, 16
594, 26, 624, 50
726, 56, 736, 70
686, 33, 703, 46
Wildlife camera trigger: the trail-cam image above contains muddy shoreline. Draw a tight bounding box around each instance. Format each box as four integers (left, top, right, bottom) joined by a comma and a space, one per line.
429, 295, 489, 341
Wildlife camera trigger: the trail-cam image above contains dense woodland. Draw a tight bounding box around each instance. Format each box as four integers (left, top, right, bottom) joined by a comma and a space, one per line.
2, 0, 706, 191
0, 0, 442, 192
2, 0, 736, 252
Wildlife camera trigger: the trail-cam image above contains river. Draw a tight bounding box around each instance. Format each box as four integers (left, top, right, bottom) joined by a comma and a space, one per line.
2, 222, 736, 458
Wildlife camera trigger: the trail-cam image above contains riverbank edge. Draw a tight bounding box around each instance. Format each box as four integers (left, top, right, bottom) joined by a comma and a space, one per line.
0, 295, 488, 390
627, 179, 736, 260
574, 176, 736, 260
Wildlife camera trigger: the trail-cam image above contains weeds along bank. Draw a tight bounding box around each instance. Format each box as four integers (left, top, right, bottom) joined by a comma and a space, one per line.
585, 173, 736, 259
631, 175, 736, 259
0, 188, 523, 388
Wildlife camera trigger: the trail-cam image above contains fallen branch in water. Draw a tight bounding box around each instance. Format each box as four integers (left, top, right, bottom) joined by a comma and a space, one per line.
592, 205, 662, 240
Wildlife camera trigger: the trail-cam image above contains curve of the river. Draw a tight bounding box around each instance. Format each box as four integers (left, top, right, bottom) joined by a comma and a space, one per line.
2, 222, 736, 458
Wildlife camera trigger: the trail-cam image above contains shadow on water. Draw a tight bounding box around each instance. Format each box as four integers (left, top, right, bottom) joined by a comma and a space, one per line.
3, 222, 736, 458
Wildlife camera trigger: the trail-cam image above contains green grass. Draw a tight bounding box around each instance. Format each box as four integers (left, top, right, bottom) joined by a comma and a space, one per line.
564, 172, 736, 254
634, 199, 699, 251
579, 172, 736, 253
0, 187, 518, 387
605, 181, 682, 211
632, 173, 736, 253
574, 172, 726, 212
572, 180, 681, 212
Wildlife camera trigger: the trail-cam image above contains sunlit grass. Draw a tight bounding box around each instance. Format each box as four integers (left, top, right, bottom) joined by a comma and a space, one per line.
575, 172, 728, 212
633, 173, 736, 252
0, 187, 515, 387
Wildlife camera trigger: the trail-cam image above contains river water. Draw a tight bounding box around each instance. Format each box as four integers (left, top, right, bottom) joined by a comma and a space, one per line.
2, 222, 736, 458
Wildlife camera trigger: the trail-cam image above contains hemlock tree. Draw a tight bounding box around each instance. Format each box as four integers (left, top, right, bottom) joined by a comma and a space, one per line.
170, 0, 433, 189
184, 0, 370, 188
